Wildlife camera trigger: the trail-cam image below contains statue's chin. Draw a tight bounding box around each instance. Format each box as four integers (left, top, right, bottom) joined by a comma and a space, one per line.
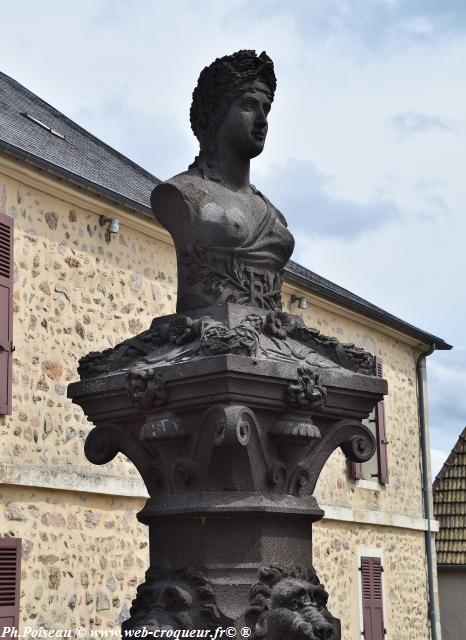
248, 138, 266, 159
248, 147, 265, 159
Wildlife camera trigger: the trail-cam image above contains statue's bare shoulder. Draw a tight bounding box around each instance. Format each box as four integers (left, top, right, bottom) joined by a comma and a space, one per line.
150, 171, 210, 232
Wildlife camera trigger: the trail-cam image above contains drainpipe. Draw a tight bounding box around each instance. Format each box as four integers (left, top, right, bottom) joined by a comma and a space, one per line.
416, 343, 439, 640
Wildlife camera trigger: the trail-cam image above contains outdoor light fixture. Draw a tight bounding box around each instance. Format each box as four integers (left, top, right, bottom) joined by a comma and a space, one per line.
99, 216, 120, 234
291, 295, 309, 310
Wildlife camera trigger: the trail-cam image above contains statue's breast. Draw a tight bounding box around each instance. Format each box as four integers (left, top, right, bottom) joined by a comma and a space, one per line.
155, 173, 294, 311
196, 196, 264, 248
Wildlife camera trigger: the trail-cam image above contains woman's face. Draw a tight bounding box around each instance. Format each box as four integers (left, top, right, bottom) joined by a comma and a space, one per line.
215, 79, 272, 160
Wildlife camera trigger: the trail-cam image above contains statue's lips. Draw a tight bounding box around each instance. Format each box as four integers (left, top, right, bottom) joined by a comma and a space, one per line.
252, 130, 266, 141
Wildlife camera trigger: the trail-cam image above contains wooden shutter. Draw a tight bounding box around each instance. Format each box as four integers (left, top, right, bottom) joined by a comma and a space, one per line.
360, 556, 385, 640
350, 459, 363, 480
0, 213, 13, 415
0, 538, 21, 632
375, 357, 388, 484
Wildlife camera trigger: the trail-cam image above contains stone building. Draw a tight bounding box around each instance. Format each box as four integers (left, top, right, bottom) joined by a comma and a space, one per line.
0, 71, 451, 638
433, 426, 466, 639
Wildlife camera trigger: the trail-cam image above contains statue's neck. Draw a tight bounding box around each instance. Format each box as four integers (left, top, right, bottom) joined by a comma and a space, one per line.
194, 150, 251, 193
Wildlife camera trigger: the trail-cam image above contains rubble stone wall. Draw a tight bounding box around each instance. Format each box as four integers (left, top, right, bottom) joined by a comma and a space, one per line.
314, 520, 430, 640
0, 484, 147, 628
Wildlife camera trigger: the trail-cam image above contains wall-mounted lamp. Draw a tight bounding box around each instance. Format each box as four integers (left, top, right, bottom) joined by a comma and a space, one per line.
99, 216, 120, 234
291, 295, 309, 310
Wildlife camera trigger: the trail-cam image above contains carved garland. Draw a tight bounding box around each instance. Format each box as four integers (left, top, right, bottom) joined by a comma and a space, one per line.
287, 367, 327, 411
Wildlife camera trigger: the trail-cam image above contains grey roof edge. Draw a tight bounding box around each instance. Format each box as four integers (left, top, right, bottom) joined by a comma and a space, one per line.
1, 71, 162, 188
285, 260, 452, 351
0, 140, 155, 216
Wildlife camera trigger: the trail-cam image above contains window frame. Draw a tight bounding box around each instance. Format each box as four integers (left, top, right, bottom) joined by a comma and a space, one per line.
357, 548, 387, 640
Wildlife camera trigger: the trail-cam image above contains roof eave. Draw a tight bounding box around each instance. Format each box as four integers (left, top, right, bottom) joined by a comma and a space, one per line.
285, 261, 452, 351
0, 141, 155, 218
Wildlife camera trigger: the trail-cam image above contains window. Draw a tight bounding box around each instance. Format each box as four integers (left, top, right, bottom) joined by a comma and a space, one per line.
0, 538, 21, 631
0, 212, 13, 415
350, 356, 388, 484
358, 552, 386, 639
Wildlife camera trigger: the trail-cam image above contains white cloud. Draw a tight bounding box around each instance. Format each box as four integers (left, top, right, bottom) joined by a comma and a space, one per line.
391, 112, 452, 139
428, 348, 466, 459
256, 158, 401, 238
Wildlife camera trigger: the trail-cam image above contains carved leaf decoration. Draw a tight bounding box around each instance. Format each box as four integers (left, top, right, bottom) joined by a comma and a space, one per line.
291, 326, 376, 376
180, 246, 282, 309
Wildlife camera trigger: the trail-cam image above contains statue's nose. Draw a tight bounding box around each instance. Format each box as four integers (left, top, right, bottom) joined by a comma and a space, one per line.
157, 585, 193, 610
255, 106, 268, 127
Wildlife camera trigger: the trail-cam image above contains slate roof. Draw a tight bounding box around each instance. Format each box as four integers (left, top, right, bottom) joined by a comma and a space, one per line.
285, 261, 450, 350
0, 70, 451, 350
0, 71, 160, 212
433, 427, 466, 565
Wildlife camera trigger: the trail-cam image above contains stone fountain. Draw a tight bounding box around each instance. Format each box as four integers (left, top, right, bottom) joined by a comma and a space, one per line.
68, 50, 386, 639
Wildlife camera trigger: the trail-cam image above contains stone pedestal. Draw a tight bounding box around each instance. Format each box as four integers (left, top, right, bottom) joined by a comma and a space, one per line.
68, 304, 386, 637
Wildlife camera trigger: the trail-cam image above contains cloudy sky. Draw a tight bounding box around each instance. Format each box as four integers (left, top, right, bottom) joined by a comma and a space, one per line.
1, 1, 465, 476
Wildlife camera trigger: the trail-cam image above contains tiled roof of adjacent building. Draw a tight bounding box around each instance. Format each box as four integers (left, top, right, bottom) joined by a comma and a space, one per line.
0, 70, 451, 351
433, 427, 466, 565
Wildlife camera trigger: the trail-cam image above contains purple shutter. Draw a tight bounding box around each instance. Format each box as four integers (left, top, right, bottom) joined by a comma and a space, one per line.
361, 556, 385, 640
374, 357, 388, 484
0, 213, 13, 415
350, 460, 363, 480
0, 538, 21, 633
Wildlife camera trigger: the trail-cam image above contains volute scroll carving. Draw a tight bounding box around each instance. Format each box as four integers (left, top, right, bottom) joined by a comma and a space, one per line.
301, 419, 376, 495
84, 422, 168, 495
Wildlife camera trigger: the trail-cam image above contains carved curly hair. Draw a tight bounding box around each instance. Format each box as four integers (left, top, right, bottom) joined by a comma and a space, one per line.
128, 563, 223, 623
245, 563, 328, 637
190, 49, 276, 150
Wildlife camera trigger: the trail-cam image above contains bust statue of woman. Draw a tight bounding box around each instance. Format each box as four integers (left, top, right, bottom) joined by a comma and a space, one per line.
78, 51, 375, 380
150, 50, 294, 313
